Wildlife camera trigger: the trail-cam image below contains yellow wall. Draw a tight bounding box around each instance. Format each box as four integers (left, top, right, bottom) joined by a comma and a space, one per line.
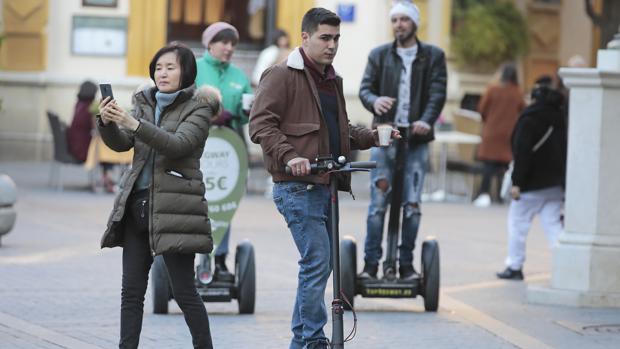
415, 0, 452, 51
277, 0, 315, 47
416, 0, 429, 41
441, 0, 452, 53
126, 0, 167, 77
1, 0, 49, 71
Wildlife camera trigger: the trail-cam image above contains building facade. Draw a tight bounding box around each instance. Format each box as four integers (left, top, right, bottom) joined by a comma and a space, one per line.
0, 0, 603, 161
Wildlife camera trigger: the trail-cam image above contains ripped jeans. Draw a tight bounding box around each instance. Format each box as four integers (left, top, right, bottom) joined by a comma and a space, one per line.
364, 143, 429, 266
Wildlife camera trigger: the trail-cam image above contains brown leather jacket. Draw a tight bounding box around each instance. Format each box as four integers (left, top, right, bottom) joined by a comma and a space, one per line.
249, 48, 376, 190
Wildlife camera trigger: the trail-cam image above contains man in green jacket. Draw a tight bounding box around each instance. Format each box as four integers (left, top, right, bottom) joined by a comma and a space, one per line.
196, 22, 252, 280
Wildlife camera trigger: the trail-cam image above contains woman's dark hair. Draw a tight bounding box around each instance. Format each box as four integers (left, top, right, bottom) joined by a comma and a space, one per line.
301, 8, 341, 35
271, 28, 289, 46
149, 42, 197, 91
500, 63, 518, 85
77, 80, 97, 101
211, 28, 239, 46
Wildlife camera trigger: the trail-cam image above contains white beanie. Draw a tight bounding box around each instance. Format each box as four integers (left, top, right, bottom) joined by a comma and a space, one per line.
389, 1, 420, 28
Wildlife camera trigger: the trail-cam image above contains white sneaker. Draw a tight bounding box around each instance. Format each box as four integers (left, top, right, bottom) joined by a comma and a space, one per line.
473, 193, 491, 208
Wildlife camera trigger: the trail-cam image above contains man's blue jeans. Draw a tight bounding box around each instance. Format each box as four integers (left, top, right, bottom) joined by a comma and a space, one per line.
364, 143, 429, 266
273, 181, 332, 349
214, 226, 230, 256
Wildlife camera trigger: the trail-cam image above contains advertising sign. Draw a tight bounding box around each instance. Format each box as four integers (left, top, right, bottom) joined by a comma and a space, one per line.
200, 127, 248, 247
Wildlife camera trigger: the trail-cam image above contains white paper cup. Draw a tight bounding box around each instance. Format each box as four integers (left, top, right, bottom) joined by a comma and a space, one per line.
242, 93, 255, 111
377, 124, 392, 147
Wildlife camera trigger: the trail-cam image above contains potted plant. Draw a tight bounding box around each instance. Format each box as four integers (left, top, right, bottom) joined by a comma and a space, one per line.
451, 0, 529, 73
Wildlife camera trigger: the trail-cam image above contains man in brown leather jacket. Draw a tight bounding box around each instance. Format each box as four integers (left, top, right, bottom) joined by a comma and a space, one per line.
250, 8, 395, 349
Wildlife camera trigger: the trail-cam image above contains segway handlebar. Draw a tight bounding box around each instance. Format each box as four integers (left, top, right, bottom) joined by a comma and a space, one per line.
285, 157, 376, 175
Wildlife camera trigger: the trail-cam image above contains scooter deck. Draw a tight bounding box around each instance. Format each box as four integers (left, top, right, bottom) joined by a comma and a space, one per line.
197, 280, 235, 302
356, 276, 421, 298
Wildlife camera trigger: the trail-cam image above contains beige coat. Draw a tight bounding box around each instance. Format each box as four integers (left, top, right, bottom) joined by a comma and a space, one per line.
97, 86, 216, 255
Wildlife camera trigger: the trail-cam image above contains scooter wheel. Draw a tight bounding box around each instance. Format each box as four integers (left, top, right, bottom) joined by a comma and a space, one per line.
152, 255, 171, 314
421, 237, 440, 312
340, 236, 357, 311
235, 240, 256, 314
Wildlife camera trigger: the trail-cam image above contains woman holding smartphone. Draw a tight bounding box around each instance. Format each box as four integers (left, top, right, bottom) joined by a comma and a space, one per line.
97, 43, 217, 349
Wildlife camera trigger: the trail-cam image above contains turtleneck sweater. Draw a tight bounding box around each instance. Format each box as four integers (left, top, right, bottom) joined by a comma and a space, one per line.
133, 90, 181, 191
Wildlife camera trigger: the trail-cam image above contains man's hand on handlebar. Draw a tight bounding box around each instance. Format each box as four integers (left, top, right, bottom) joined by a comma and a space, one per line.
287, 157, 311, 176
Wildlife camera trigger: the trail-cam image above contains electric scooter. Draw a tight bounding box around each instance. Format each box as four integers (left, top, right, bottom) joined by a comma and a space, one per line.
340, 124, 440, 312
287, 157, 376, 349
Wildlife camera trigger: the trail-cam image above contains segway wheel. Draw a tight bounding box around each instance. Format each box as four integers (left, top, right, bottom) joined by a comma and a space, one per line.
235, 241, 256, 314
152, 255, 171, 314
340, 236, 357, 311
421, 237, 440, 312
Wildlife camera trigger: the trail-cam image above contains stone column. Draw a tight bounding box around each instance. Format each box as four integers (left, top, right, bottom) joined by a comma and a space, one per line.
527, 34, 620, 307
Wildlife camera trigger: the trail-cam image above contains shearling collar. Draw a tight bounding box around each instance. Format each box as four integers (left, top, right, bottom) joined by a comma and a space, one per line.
286, 47, 305, 70
286, 47, 340, 78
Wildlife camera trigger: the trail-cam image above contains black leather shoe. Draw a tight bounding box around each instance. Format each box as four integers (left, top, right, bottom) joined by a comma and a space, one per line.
214, 255, 234, 282
399, 264, 420, 280
496, 267, 524, 280
358, 263, 378, 279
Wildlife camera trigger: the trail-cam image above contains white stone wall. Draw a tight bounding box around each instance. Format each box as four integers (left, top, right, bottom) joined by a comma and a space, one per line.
314, 0, 392, 96
0, 0, 147, 161
47, 0, 130, 78
559, 1, 593, 66
0, 72, 148, 161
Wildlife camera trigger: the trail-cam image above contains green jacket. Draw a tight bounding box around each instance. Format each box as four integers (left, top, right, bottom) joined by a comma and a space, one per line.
195, 52, 252, 130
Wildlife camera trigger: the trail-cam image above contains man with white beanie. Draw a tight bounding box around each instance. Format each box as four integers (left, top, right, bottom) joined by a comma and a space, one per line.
359, 0, 447, 280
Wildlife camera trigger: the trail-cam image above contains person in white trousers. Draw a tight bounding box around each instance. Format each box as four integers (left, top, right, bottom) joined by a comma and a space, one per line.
497, 75, 567, 280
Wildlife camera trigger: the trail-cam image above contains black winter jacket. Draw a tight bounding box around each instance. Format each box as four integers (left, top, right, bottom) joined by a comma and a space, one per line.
511, 94, 567, 193
359, 40, 447, 144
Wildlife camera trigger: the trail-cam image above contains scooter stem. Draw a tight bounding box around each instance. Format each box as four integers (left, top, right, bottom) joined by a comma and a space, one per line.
330, 177, 345, 348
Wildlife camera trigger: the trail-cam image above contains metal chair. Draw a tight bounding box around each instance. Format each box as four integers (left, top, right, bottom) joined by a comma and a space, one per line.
46, 111, 85, 190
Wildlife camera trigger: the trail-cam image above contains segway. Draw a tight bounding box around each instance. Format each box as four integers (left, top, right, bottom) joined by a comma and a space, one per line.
151, 126, 256, 314
340, 124, 440, 312
287, 157, 376, 349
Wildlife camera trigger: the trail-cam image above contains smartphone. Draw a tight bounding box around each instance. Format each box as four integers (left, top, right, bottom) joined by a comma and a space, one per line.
99, 83, 114, 101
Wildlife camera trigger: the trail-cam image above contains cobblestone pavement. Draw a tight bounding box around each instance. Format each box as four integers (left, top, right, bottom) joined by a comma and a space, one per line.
0, 163, 618, 349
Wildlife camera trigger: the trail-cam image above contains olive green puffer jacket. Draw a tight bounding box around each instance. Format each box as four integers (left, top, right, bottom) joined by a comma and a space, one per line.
98, 85, 216, 255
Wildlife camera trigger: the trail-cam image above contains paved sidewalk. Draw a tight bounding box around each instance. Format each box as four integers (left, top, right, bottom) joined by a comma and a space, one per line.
0, 162, 618, 348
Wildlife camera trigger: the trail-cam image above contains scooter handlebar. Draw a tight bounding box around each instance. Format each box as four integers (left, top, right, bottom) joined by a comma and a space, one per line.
284, 161, 375, 175
347, 161, 376, 169
284, 163, 321, 175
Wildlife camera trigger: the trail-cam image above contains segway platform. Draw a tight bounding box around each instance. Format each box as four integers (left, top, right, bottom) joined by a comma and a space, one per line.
197, 281, 233, 302
339, 125, 440, 312
356, 277, 421, 298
